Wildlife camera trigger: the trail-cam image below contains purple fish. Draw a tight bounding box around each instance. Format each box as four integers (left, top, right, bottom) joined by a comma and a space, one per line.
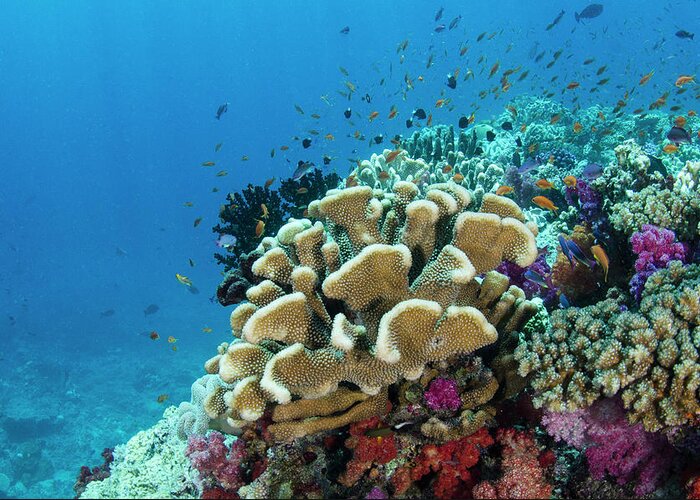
216, 234, 237, 248
518, 157, 542, 174
292, 161, 314, 180
558, 235, 575, 269
581, 163, 603, 180
666, 126, 692, 145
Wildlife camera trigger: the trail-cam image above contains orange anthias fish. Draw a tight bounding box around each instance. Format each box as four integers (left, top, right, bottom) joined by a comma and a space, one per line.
369, 111, 380, 121
157, 394, 169, 403
260, 203, 269, 219
378, 171, 391, 181
453, 173, 465, 183
639, 70, 654, 85
674, 116, 687, 128
535, 179, 554, 189
265, 177, 276, 188
688, 110, 697, 117
488, 61, 500, 78
427, 114, 433, 126
532, 196, 558, 212
149, 331, 160, 341
496, 185, 514, 196
566, 81, 580, 90
590, 244, 609, 282
550, 113, 562, 125
573, 122, 583, 133
388, 107, 398, 119
435, 99, 446, 108
255, 219, 265, 238
675, 75, 695, 87
563, 175, 577, 188
386, 149, 403, 163
280, 145, 289, 151
663, 144, 679, 154
201, 161, 215, 167
324, 133, 335, 140
296, 187, 309, 194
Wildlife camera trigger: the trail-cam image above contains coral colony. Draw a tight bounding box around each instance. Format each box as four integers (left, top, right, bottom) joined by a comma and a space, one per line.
78, 97, 700, 499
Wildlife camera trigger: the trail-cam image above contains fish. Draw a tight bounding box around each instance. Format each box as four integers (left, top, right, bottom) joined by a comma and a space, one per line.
193, 217, 202, 227
566, 81, 580, 90
413, 108, 427, 120
596, 65, 607, 76
302, 138, 312, 149
183, 202, 194, 207
488, 61, 500, 79
294, 104, 305, 115
149, 331, 159, 341
563, 175, 577, 188
667, 126, 692, 144
573, 122, 583, 133
448, 15, 461, 30
558, 235, 575, 268
405, 119, 413, 129
115, 246, 128, 257
201, 161, 215, 167
535, 179, 554, 189
453, 173, 465, 183
486, 130, 496, 142
310, 113, 321, 119
215, 170, 227, 177
144, 304, 159, 316
386, 149, 402, 163
100, 309, 115, 317
590, 245, 609, 282
518, 157, 542, 174
501, 121, 513, 131
369, 111, 380, 121
202, 327, 212, 334
338, 66, 349, 76
496, 185, 514, 196
675, 30, 694, 40
260, 204, 269, 220
388, 107, 398, 119
215, 234, 237, 248
292, 161, 314, 180
434, 6, 444, 21
270, 148, 275, 158
566, 239, 595, 268
280, 145, 289, 151
559, 293, 571, 308
550, 113, 562, 124
583, 58, 595, 65
255, 220, 265, 238
339, 26, 350, 34
264, 177, 275, 188
446, 73, 457, 89
575, 3, 603, 22
518, 70, 530, 81
157, 394, 169, 403
378, 171, 390, 181
426, 53, 434, 69
639, 70, 654, 85
324, 133, 335, 141
442, 164, 453, 174
524, 269, 549, 288
215, 103, 228, 120
546, 9, 565, 30
241, 155, 249, 161
477, 31, 487, 42
512, 151, 522, 168
435, 99, 446, 108
581, 163, 603, 179
675, 116, 687, 128
344, 108, 352, 119
176, 273, 192, 286
189, 258, 195, 267
167, 336, 177, 343
427, 114, 433, 126
296, 187, 309, 195
373, 134, 384, 145
663, 144, 679, 154
532, 196, 558, 212
675, 75, 695, 88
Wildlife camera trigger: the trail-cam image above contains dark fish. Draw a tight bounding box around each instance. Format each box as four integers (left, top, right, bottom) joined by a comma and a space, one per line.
302, 138, 312, 149
406, 119, 413, 129
648, 156, 668, 176
339, 26, 350, 34
435, 6, 444, 21
100, 309, 115, 317
535, 51, 546, 62
581, 163, 603, 179
558, 235, 575, 268
524, 269, 548, 288
512, 151, 522, 168
115, 246, 128, 257
675, 30, 694, 40
501, 121, 513, 131
486, 130, 496, 141
362, 93, 372, 103
413, 108, 427, 120
344, 108, 352, 119
518, 157, 542, 174
565, 239, 595, 267
434, 24, 446, 32
188, 286, 200, 295
292, 161, 314, 180
323, 155, 332, 165
667, 126, 692, 145
448, 15, 461, 30
515, 137, 523, 147
144, 304, 160, 316
546, 9, 565, 30
373, 134, 384, 144
575, 3, 603, 22
446, 73, 457, 89
215, 103, 228, 120
458, 116, 470, 128
474, 146, 484, 155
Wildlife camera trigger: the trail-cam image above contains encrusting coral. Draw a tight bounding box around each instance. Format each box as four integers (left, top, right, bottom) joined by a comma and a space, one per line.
183, 181, 538, 442
515, 261, 700, 432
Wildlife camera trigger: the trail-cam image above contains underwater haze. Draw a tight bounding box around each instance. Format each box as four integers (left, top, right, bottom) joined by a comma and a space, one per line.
1, 0, 700, 498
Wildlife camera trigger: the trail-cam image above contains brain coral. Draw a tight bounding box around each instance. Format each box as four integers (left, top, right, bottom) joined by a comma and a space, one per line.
184, 182, 538, 442
515, 261, 700, 432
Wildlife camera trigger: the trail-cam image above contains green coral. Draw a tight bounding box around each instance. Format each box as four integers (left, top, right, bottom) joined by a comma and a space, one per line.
515, 261, 700, 432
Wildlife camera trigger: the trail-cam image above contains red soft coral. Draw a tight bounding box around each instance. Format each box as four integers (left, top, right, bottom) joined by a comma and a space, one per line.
393, 427, 493, 499
185, 432, 248, 497
473, 428, 552, 499
338, 416, 398, 487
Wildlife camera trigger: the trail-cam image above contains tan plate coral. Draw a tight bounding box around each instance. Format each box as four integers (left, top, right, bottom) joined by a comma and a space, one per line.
179, 183, 538, 442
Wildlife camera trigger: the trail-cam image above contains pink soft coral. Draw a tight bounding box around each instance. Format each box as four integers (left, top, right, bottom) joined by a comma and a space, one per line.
424, 377, 462, 412
185, 431, 248, 497
629, 224, 687, 301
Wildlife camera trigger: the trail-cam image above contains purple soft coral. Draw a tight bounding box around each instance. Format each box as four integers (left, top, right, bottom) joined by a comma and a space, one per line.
185, 431, 248, 494
629, 225, 687, 302
496, 252, 557, 306
424, 377, 461, 412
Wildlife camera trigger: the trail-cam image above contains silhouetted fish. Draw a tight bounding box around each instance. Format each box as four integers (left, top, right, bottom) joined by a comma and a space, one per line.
100, 309, 115, 317
215, 103, 228, 120
144, 304, 159, 316
575, 3, 603, 22
339, 26, 350, 34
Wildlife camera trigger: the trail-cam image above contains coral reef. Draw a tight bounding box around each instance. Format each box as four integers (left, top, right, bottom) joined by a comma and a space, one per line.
73, 448, 114, 497
516, 261, 700, 432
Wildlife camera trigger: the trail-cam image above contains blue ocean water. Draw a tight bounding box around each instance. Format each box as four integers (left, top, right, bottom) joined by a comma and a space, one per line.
0, 1, 698, 497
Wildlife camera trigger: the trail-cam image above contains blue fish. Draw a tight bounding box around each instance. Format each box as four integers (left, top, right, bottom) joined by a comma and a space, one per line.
558, 235, 575, 268
566, 239, 596, 268
524, 269, 549, 288
559, 293, 570, 308
581, 163, 603, 180
518, 157, 541, 174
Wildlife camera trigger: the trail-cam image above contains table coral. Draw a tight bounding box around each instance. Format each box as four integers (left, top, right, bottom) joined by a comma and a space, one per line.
182, 182, 539, 442
516, 261, 700, 432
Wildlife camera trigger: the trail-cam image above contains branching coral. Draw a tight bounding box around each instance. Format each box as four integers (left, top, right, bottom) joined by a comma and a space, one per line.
516, 261, 700, 431
183, 182, 538, 442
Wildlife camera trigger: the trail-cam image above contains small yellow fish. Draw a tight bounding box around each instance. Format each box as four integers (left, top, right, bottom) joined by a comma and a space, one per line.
202, 327, 213, 333
183, 201, 194, 207
167, 336, 177, 343
176, 273, 192, 286
216, 170, 228, 177
201, 161, 215, 167
590, 244, 609, 282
